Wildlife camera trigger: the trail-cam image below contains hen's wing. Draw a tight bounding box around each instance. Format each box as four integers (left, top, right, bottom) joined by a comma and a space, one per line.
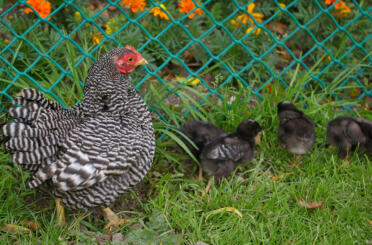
3, 89, 81, 172
29, 113, 139, 192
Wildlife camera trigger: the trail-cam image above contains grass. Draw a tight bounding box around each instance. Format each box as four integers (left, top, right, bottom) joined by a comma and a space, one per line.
0, 61, 371, 244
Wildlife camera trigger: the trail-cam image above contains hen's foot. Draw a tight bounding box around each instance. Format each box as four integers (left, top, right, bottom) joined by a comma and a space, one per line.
103, 207, 127, 230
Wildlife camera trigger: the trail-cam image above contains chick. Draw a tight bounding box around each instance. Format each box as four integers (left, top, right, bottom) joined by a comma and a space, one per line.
179, 120, 227, 180
277, 101, 315, 159
326, 116, 372, 160
199, 119, 262, 181
179, 120, 226, 157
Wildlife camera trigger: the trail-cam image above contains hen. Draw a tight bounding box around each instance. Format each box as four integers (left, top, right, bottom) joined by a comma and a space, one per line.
2, 46, 155, 228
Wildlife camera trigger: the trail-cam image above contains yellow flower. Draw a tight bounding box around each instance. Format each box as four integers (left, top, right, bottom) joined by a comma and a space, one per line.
73, 11, 81, 22
237, 3, 264, 24
122, 0, 146, 13
235, 3, 263, 35
230, 19, 240, 27
246, 25, 261, 35
149, 4, 171, 20
4, 38, 10, 44
176, 76, 200, 85
106, 18, 118, 35
178, 0, 203, 19
276, 3, 286, 12
90, 32, 103, 45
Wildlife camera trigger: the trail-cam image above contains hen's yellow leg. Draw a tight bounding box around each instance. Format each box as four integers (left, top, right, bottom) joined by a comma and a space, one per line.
55, 198, 66, 226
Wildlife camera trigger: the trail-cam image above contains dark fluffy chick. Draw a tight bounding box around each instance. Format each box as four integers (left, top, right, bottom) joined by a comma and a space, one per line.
326, 116, 372, 159
199, 119, 262, 180
277, 101, 315, 155
179, 120, 226, 157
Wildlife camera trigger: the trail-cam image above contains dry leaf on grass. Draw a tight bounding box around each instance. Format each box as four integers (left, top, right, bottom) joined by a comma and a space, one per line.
271, 172, 293, 181
21, 220, 39, 231
206, 207, 243, 219
298, 199, 324, 209
267, 21, 289, 35
367, 218, 372, 226
2, 224, 31, 233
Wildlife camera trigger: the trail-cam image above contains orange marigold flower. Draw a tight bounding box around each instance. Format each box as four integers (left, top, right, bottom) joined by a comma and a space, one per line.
24, 0, 51, 19
178, 0, 203, 19
334, 0, 351, 17
122, 0, 146, 13
149, 4, 170, 20
237, 3, 264, 25
325, 0, 338, 5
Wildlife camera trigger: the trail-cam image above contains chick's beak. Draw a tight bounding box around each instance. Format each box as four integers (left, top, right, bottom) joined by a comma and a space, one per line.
254, 132, 262, 145
135, 58, 148, 66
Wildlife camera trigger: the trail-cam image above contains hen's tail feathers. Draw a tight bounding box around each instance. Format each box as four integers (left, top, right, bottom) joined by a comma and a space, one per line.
2, 88, 80, 174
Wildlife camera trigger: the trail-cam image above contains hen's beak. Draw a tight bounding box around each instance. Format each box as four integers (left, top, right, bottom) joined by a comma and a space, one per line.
136, 58, 148, 66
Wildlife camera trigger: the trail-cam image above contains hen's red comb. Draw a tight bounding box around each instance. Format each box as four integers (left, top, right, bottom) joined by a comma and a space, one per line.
125, 45, 137, 53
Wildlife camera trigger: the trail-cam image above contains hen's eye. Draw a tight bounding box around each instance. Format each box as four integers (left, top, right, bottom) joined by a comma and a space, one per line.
128, 57, 133, 62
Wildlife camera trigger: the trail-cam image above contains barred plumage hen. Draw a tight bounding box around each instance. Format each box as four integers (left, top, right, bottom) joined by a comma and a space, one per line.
2, 46, 155, 228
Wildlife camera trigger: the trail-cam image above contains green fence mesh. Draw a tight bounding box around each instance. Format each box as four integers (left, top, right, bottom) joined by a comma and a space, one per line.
0, 0, 371, 117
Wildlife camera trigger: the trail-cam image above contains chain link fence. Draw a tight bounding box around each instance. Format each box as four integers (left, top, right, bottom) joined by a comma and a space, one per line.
0, 0, 371, 116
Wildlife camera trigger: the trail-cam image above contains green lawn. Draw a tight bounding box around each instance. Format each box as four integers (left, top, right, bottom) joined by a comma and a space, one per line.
0, 70, 371, 244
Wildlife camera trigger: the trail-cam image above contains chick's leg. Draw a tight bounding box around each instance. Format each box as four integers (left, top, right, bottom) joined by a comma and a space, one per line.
343, 151, 350, 165
198, 167, 204, 181
103, 207, 127, 230
289, 155, 304, 174
55, 198, 66, 226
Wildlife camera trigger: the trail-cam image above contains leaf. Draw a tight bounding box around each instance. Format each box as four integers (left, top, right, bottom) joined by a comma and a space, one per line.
267, 21, 288, 35
2, 224, 31, 233
271, 172, 293, 181
348, 87, 360, 98
206, 207, 243, 219
21, 220, 39, 231
367, 218, 372, 226
183, 50, 194, 60
112, 233, 124, 243
297, 199, 324, 209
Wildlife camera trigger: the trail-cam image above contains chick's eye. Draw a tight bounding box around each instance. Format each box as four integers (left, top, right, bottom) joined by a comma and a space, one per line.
128, 57, 133, 62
